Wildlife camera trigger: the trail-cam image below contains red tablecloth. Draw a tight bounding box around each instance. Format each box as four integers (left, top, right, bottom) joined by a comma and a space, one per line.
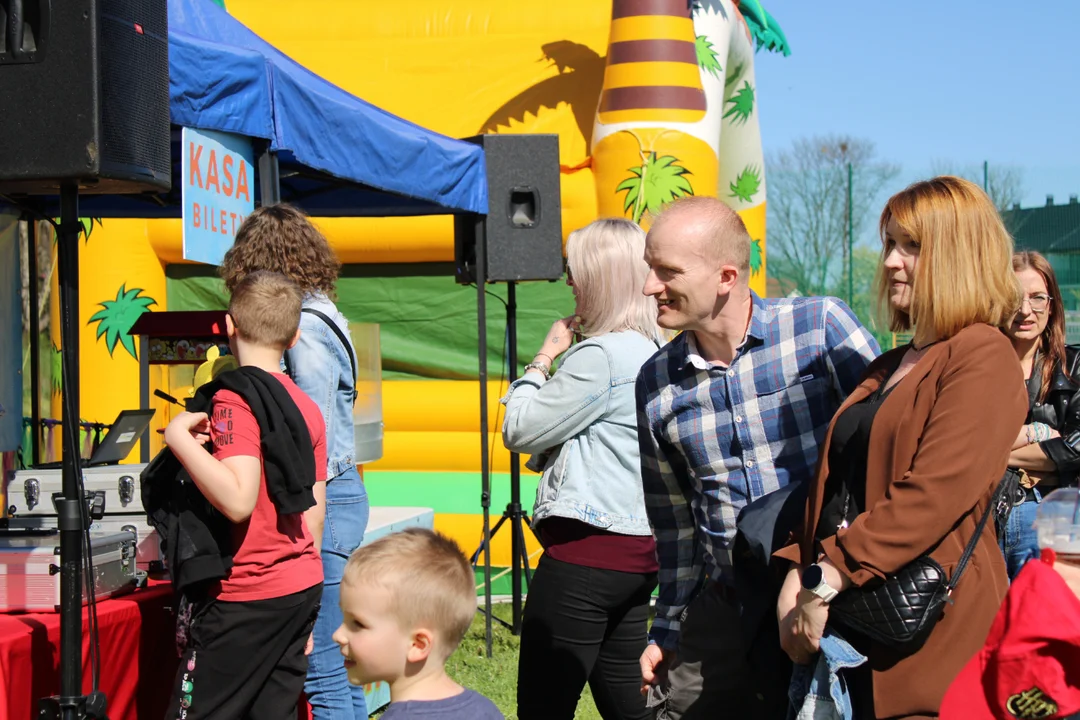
0, 583, 178, 720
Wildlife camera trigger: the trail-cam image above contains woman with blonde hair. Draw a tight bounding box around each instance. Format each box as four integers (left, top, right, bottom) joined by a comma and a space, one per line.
504, 218, 662, 720
775, 177, 1028, 718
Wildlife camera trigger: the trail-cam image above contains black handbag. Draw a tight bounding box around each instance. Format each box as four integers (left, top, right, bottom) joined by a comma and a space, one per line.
827, 474, 1012, 654
993, 467, 1025, 542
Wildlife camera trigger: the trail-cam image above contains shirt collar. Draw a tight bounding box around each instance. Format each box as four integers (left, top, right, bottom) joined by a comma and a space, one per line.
679, 290, 766, 370
683, 333, 712, 371
745, 290, 768, 342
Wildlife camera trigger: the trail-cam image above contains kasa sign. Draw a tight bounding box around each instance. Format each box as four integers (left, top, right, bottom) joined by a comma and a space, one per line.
181, 127, 255, 266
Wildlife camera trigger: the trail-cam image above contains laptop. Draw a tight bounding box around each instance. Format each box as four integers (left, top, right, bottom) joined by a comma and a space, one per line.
34, 409, 156, 469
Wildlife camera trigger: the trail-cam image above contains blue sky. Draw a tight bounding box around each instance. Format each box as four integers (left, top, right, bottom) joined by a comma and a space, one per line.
754, 0, 1080, 209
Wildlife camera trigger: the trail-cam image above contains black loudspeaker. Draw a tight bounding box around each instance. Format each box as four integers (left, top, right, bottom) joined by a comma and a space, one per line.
454, 134, 564, 284
0, 0, 171, 194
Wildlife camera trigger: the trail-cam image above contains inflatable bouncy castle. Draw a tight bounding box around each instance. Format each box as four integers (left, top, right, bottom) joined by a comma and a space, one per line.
43, 0, 789, 570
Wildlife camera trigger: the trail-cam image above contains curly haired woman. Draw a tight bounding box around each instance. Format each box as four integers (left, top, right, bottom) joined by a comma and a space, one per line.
220, 203, 369, 720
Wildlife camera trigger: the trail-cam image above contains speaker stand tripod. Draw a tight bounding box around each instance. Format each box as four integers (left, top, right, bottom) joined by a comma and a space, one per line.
471, 281, 534, 639
37, 185, 106, 720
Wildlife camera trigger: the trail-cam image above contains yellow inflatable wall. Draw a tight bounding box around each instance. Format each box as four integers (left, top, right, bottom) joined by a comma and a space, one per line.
54, 0, 783, 566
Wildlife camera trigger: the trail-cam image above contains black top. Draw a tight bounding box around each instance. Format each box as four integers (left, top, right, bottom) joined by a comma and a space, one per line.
142, 366, 319, 595
198, 366, 317, 514
816, 380, 896, 542
1029, 346, 1080, 486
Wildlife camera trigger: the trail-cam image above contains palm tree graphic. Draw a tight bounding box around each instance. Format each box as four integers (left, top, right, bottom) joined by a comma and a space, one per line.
695, 35, 722, 79
729, 165, 762, 203
88, 284, 158, 360
616, 153, 695, 224
723, 81, 755, 125
750, 238, 764, 277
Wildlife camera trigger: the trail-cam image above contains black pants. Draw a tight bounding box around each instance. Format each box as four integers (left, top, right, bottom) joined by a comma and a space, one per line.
653, 581, 785, 720
166, 583, 322, 720
517, 555, 657, 720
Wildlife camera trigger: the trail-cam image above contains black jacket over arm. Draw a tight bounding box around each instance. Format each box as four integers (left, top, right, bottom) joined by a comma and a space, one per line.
1034, 346, 1080, 486
141, 366, 318, 595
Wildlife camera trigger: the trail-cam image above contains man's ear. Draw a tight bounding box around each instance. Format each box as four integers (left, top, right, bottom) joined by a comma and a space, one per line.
286, 327, 301, 350
405, 628, 436, 664
717, 264, 741, 294
225, 313, 237, 338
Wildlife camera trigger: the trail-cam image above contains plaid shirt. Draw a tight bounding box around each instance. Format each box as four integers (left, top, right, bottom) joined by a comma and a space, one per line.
636, 293, 880, 649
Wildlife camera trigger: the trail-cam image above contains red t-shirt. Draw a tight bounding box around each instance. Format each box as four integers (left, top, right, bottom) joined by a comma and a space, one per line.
209, 373, 327, 602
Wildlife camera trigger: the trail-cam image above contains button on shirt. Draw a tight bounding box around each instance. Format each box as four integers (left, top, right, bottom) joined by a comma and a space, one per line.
636, 293, 880, 649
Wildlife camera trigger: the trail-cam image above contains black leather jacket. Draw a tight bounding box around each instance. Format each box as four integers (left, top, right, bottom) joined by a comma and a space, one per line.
1030, 345, 1080, 487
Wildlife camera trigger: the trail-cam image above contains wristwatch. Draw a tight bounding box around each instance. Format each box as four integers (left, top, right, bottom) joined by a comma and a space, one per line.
800, 563, 839, 603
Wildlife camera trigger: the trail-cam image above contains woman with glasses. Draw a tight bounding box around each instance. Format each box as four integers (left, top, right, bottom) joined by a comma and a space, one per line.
999, 250, 1080, 578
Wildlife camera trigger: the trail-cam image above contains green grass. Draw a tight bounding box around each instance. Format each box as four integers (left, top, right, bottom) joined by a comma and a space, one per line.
425, 603, 602, 719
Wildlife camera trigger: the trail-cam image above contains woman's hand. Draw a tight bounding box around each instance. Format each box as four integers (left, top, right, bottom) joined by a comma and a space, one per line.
534, 316, 581, 366
1015, 423, 1061, 449
776, 565, 802, 627
780, 590, 829, 665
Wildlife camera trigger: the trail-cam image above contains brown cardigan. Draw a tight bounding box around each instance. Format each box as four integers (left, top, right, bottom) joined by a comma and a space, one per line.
776, 323, 1027, 719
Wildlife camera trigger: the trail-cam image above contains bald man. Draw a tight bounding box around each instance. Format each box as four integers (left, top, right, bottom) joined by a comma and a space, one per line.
635, 197, 880, 719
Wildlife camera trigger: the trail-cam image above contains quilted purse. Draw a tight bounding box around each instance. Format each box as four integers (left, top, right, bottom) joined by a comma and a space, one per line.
828, 474, 1011, 654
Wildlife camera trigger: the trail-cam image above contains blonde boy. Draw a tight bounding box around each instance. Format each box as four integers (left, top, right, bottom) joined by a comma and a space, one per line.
332, 528, 503, 719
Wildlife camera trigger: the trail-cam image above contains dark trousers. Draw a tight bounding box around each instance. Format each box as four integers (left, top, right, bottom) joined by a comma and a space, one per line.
517, 555, 657, 720
653, 581, 786, 720
166, 583, 322, 720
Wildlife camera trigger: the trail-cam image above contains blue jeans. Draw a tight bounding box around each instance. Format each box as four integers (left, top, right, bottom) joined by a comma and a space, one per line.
305, 466, 370, 720
788, 630, 866, 720
1000, 489, 1041, 581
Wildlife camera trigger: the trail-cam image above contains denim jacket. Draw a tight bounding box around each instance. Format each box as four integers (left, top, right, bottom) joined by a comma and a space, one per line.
787, 630, 867, 720
284, 293, 357, 479
502, 330, 660, 536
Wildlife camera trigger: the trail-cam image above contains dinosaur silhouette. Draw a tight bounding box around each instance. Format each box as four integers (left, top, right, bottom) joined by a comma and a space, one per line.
478, 41, 606, 149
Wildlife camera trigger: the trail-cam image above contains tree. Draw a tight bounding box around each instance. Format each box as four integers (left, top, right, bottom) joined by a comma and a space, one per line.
766, 135, 899, 298
833, 245, 897, 350
18, 219, 54, 336
929, 161, 1025, 214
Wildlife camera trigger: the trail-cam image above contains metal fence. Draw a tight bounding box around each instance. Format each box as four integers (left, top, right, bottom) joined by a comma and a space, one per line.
765, 159, 1080, 349
1066, 312, 1080, 346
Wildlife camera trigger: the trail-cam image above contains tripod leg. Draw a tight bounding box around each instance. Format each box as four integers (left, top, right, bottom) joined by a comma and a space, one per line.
470, 514, 508, 566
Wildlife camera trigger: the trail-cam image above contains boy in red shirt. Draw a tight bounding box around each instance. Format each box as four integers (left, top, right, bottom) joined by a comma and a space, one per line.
164, 271, 327, 719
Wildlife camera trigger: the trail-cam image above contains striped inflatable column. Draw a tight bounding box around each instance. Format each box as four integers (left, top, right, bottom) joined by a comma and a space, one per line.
696, 0, 769, 296
592, 0, 720, 230
597, 0, 706, 126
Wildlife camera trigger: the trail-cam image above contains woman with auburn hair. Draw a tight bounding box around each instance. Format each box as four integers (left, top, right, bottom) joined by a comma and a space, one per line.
503, 218, 663, 720
774, 176, 1027, 719
999, 251, 1080, 578
219, 204, 369, 720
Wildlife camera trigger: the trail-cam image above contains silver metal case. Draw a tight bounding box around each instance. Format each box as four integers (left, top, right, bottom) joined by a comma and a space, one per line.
5, 516, 162, 572
0, 530, 140, 612
6, 464, 147, 517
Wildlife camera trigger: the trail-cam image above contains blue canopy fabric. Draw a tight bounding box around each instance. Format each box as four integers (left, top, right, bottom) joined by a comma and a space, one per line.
9, 0, 488, 218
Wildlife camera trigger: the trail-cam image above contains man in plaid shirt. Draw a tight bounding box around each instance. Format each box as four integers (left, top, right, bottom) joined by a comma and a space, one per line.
636, 198, 879, 719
